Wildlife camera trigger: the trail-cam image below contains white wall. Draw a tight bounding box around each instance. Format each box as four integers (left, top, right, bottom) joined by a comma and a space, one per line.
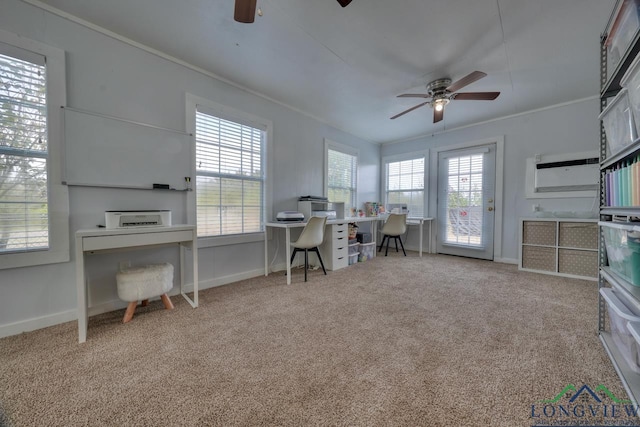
381, 98, 600, 263
0, 0, 379, 337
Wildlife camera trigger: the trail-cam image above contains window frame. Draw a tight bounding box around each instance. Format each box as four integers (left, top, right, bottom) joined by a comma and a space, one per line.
382, 151, 429, 219
185, 93, 272, 248
0, 30, 69, 270
324, 139, 359, 212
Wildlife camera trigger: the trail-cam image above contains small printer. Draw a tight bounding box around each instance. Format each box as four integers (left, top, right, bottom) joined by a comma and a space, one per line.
276, 211, 305, 222
105, 210, 172, 228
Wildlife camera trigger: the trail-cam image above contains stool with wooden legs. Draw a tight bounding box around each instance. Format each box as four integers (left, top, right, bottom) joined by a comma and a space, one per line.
116, 263, 175, 323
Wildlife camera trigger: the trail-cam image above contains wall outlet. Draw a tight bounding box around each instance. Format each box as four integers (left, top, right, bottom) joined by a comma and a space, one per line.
532, 204, 540, 212
118, 261, 130, 271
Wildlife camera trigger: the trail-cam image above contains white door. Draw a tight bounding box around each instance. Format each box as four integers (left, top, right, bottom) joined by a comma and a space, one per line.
436, 144, 496, 260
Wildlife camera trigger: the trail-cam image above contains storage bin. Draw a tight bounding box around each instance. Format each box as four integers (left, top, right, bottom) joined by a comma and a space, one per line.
348, 253, 358, 265
607, 0, 640, 78
621, 51, 640, 138
558, 249, 598, 278
521, 246, 556, 272
558, 222, 598, 250
348, 242, 360, 255
356, 232, 372, 243
601, 288, 640, 373
358, 242, 376, 262
522, 221, 556, 246
599, 89, 637, 157
601, 221, 640, 285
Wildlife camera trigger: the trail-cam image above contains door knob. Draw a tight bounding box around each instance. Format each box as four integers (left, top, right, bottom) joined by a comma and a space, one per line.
487, 207, 494, 212
488, 199, 494, 203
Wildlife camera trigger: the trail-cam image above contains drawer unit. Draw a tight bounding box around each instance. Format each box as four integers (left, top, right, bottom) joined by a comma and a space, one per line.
320, 223, 349, 270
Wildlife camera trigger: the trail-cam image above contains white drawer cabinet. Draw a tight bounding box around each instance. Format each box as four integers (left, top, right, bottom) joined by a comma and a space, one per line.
320, 223, 349, 270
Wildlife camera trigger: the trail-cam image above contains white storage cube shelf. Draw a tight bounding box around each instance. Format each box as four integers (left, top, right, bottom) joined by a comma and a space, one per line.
599, 88, 637, 157
601, 287, 640, 373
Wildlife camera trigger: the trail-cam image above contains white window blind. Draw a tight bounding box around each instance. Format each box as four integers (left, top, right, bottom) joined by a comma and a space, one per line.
327, 148, 357, 211
0, 50, 49, 253
385, 157, 424, 217
195, 109, 265, 237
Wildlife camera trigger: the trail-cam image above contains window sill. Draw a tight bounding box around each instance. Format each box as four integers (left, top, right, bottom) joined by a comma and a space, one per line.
0, 248, 70, 270
198, 232, 265, 248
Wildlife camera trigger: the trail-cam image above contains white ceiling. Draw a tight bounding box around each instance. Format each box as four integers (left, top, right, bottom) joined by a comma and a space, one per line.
34, 0, 615, 143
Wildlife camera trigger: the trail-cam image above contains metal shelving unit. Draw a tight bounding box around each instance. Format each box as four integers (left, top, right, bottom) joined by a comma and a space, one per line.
599, 0, 640, 404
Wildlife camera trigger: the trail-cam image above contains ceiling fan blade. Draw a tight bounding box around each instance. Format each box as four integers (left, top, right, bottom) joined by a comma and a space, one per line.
433, 108, 444, 123
453, 92, 500, 101
397, 93, 430, 98
446, 71, 487, 93
390, 101, 430, 120
234, 0, 257, 23
337, 0, 352, 6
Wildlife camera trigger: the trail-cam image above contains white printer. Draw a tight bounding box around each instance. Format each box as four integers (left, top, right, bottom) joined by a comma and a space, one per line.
105, 210, 172, 228
276, 211, 305, 222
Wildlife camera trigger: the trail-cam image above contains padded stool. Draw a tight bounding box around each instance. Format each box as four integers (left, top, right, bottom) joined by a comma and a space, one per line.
116, 263, 174, 323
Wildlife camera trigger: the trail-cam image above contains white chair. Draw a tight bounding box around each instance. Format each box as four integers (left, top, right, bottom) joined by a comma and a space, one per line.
290, 216, 327, 282
378, 213, 407, 256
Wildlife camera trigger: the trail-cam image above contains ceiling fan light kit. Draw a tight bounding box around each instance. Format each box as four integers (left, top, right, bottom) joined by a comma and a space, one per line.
391, 71, 500, 123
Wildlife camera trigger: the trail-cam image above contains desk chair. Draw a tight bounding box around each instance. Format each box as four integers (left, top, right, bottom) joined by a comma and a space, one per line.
379, 213, 407, 256
290, 216, 327, 282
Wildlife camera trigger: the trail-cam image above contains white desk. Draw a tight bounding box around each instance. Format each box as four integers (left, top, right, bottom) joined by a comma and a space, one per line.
406, 217, 435, 257
75, 225, 198, 343
265, 217, 384, 285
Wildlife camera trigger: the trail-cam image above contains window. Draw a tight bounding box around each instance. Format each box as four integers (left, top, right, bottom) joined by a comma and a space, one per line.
325, 140, 358, 212
0, 31, 68, 269
384, 155, 425, 218
194, 106, 266, 238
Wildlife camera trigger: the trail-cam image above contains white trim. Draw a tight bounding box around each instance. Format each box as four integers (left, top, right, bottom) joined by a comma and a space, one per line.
185, 93, 273, 248
0, 29, 69, 270
0, 309, 77, 339
430, 136, 505, 261
494, 257, 518, 265
383, 96, 598, 146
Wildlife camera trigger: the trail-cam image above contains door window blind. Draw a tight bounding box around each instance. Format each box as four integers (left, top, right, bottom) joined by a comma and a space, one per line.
0, 50, 49, 253
195, 110, 265, 237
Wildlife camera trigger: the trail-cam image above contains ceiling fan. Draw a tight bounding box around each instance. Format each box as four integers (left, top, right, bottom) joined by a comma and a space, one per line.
390, 71, 500, 123
234, 0, 352, 23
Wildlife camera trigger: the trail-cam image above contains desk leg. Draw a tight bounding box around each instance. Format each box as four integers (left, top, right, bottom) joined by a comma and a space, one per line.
75, 239, 87, 343
372, 222, 378, 258
429, 220, 433, 254
180, 241, 199, 308
192, 239, 198, 307
419, 221, 423, 257
264, 229, 268, 276
285, 228, 291, 285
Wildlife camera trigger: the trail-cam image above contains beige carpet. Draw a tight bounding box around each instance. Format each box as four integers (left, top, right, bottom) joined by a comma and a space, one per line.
0, 253, 633, 426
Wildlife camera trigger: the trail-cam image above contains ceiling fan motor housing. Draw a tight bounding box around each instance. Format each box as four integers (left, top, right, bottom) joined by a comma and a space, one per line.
427, 78, 452, 107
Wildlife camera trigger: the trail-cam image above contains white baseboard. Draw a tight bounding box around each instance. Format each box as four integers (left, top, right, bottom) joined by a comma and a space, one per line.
0, 309, 77, 339
494, 257, 518, 265
0, 268, 267, 340
185, 268, 266, 291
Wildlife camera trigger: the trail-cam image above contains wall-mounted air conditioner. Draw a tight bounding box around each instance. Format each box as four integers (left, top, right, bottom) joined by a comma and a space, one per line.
524, 151, 599, 199
534, 157, 599, 193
